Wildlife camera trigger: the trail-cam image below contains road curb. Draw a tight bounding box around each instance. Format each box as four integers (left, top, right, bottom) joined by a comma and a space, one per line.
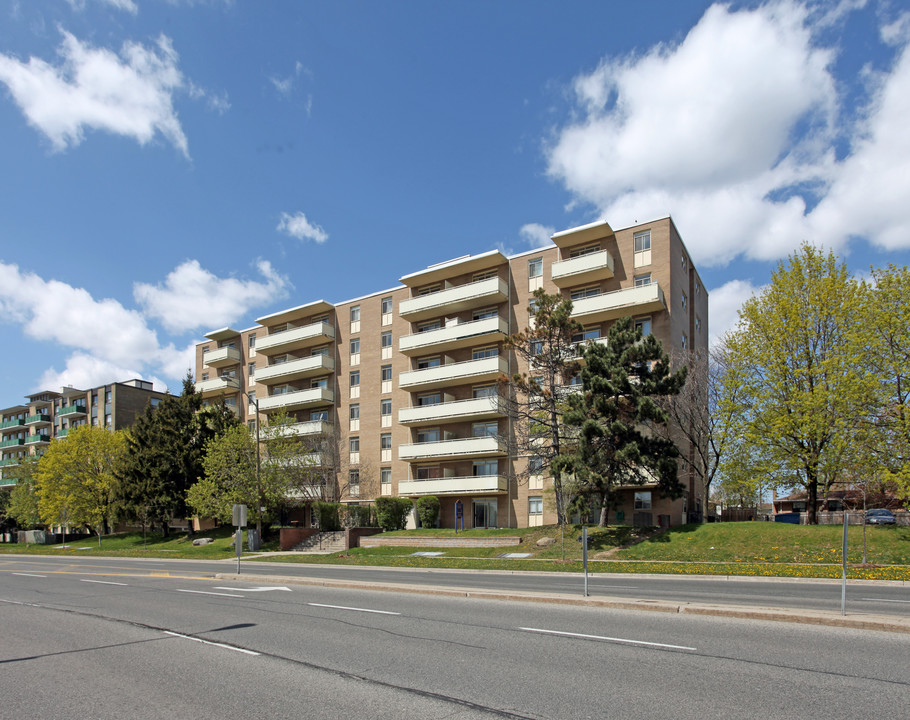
213, 572, 910, 634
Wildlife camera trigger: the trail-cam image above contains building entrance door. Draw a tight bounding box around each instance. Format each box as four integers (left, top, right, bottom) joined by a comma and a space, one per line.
473, 499, 497, 528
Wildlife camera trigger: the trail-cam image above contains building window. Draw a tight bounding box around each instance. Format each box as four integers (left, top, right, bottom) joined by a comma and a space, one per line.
350, 404, 360, 420
350, 370, 360, 387
380, 399, 392, 416
569, 244, 600, 258
472, 421, 497, 438
681, 292, 687, 310
634, 230, 651, 267
472, 346, 499, 360
311, 377, 328, 389
572, 327, 600, 343
381, 364, 392, 382
473, 307, 497, 321
381, 331, 392, 348
417, 466, 441, 480
528, 257, 542, 278
417, 356, 441, 369
634, 491, 652, 509
529, 340, 543, 356
201, 345, 210, 354
381, 297, 393, 315
311, 409, 329, 421
418, 392, 441, 406
418, 319, 441, 333
474, 269, 498, 281
381, 468, 392, 484
472, 384, 496, 398
348, 470, 360, 496
634, 273, 651, 287
350, 437, 360, 453
350, 306, 360, 323
417, 284, 440, 296
529, 496, 543, 515
529, 456, 543, 475
681, 332, 688, 349
417, 428, 440, 443
350, 338, 360, 354
380, 433, 392, 450
473, 460, 498, 476
248, 334, 256, 348
635, 317, 652, 337
201, 372, 209, 381
248, 363, 255, 376
696, 280, 701, 298
681, 254, 688, 271
570, 286, 600, 301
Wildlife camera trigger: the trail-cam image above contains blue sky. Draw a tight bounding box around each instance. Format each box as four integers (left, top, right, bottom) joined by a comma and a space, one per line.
1, 0, 909, 398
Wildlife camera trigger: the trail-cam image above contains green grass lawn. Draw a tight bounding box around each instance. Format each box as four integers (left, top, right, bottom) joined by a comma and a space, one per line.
3, 522, 908, 580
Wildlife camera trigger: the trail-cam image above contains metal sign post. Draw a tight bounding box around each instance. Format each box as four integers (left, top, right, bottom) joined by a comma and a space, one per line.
455, 501, 463, 533
233, 504, 247, 575
841, 511, 848, 616
578, 527, 589, 597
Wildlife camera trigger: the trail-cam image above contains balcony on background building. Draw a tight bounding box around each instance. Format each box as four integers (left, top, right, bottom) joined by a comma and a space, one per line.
399, 355, 507, 391
398, 475, 508, 496
195, 376, 241, 398
0, 438, 25, 449
399, 277, 508, 322
551, 249, 615, 287
399, 316, 508, 356
25, 414, 52, 427
24, 433, 50, 446
399, 435, 507, 462
274, 420, 334, 438
0, 419, 26, 432
571, 283, 666, 323
258, 387, 334, 413
255, 321, 335, 356
255, 355, 335, 385
59, 403, 87, 417
0, 458, 21, 468
399, 395, 504, 426
203, 346, 242, 369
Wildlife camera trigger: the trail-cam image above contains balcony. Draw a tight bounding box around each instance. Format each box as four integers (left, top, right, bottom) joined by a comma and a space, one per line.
255, 355, 335, 385
399, 316, 508, 356
0, 438, 25, 449
399, 355, 507, 391
25, 414, 52, 426
196, 376, 241, 398
399, 395, 504, 426
24, 433, 50, 445
203, 346, 242, 369
275, 420, 334, 438
0, 458, 20, 467
399, 277, 508, 322
398, 475, 508, 496
258, 387, 334, 413
0, 477, 19, 486
59, 404, 87, 417
399, 435, 507, 462
255, 321, 335, 356
571, 283, 666, 323
552, 250, 615, 287
0, 419, 25, 432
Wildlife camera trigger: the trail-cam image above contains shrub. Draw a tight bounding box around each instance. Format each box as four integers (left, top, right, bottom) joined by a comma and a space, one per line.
416, 495, 440, 528
313, 501, 341, 531
343, 504, 377, 528
375, 496, 413, 531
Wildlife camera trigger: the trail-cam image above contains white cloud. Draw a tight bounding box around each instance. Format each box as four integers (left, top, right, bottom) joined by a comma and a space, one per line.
66, 0, 139, 13
271, 61, 308, 97
546, 1, 838, 266
0, 29, 188, 155
133, 259, 290, 334
36, 353, 159, 394
0, 262, 162, 367
277, 211, 328, 243
708, 279, 763, 347
519, 223, 555, 248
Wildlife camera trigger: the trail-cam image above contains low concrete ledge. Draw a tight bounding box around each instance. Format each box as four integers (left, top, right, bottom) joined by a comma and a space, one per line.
360, 536, 522, 549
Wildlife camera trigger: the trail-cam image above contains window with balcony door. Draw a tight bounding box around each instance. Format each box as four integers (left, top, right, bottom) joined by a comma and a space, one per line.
311, 409, 329, 421
472, 421, 497, 438
418, 320, 441, 333
472, 307, 497, 321
417, 392, 441, 406
417, 356, 441, 369
634, 273, 651, 287
634, 317, 652, 337
572, 327, 601, 344
473, 460, 498, 476
569, 244, 600, 258
417, 428, 440, 443
472, 384, 496, 398
570, 286, 600, 301
311, 377, 328, 389
416, 466, 441, 480
473, 269, 498, 281
472, 346, 498, 360
417, 284, 440, 296
311, 345, 330, 357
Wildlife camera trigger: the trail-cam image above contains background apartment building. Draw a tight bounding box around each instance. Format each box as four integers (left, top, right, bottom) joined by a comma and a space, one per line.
0, 379, 169, 486
194, 217, 708, 529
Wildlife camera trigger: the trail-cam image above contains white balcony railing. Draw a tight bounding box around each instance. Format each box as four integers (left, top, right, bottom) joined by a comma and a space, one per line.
399, 316, 508, 355
571, 283, 665, 323
195, 376, 241, 397
399, 355, 507, 391
258, 387, 334, 413
399, 435, 507, 461
399, 395, 504, 426
255, 355, 335, 385
399, 277, 508, 321
203, 346, 242, 368
255, 321, 335, 356
398, 475, 508, 496
551, 249, 615, 286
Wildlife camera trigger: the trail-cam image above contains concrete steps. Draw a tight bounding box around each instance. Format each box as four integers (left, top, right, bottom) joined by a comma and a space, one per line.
292, 531, 346, 553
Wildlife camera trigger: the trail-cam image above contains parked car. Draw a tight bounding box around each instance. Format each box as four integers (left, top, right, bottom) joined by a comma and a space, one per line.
865, 509, 896, 525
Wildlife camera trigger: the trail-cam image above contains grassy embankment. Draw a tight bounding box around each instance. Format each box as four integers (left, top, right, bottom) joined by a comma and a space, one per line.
3, 522, 908, 580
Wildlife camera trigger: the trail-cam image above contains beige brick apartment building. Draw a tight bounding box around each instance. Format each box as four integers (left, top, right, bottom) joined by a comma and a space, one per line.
0, 379, 169, 487
194, 217, 708, 529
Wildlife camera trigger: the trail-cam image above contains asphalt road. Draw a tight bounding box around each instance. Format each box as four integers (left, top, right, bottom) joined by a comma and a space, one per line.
1, 565, 907, 719
2, 553, 908, 618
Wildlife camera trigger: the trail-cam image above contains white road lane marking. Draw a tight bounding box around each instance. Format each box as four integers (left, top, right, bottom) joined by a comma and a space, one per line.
213, 586, 291, 592
308, 602, 401, 615
163, 631, 260, 655
861, 597, 910, 604
12, 573, 46, 578
176, 589, 244, 598
519, 627, 696, 651
80, 579, 129, 586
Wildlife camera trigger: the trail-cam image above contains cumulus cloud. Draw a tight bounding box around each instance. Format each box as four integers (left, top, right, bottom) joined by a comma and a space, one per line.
277, 211, 328, 243
546, 1, 840, 266
0, 29, 188, 155
519, 223, 555, 248
708, 279, 763, 347
133, 259, 290, 334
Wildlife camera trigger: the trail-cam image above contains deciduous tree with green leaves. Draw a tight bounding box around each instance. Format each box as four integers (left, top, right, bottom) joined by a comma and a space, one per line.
5, 457, 41, 529
36, 425, 126, 545
502, 288, 584, 525
723, 243, 874, 524
556, 316, 687, 526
